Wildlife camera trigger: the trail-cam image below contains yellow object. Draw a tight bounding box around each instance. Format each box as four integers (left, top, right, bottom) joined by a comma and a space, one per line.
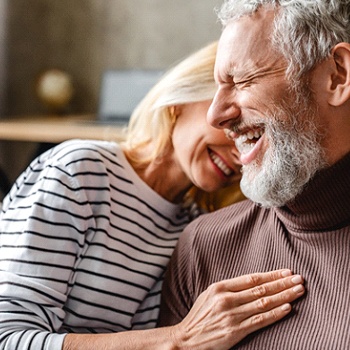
188, 181, 246, 213
36, 69, 74, 111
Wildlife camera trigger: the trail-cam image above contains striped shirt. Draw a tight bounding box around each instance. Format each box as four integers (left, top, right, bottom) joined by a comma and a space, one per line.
160, 151, 350, 349
0, 139, 191, 350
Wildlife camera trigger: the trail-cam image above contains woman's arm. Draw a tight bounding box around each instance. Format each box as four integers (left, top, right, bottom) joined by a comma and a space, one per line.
63, 269, 304, 350
0, 144, 96, 349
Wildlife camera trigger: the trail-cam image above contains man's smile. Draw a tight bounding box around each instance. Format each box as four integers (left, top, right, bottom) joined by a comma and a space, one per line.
225, 127, 264, 165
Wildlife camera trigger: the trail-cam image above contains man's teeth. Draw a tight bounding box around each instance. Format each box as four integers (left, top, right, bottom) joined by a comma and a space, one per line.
235, 129, 263, 154
210, 152, 233, 176
240, 130, 262, 142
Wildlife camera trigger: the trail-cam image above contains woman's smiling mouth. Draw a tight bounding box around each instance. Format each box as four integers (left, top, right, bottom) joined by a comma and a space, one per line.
208, 149, 235, 177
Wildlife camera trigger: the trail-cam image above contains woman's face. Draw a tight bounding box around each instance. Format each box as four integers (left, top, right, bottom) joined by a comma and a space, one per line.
171, 100, 242, 192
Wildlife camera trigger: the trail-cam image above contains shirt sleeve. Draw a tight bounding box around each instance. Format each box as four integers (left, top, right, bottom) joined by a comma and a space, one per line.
0, 151, 95, 349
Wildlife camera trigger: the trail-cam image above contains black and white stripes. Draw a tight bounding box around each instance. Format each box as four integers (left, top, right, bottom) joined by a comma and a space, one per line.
0, 139, 191, 350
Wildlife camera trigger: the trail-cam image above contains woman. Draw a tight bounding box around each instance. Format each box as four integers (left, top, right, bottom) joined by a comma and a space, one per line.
0, 42, 304, 350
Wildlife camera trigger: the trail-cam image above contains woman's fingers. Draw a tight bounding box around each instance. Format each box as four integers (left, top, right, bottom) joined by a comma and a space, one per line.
173, 270, 305, 350
234, 273, 304, 305
239, 302, 294, 335
210, 272, 305, 320
234, 281, 305, 321
204, 273, 305, 321
223, 269, 293, 293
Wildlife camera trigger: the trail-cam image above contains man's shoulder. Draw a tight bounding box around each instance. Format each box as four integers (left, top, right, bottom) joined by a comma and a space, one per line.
184, 199, 273, 246
173, 199, 274, 292
199, 198, 267, 226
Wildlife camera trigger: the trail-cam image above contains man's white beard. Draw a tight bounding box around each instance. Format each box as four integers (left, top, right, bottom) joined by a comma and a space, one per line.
240, 97, 327, 208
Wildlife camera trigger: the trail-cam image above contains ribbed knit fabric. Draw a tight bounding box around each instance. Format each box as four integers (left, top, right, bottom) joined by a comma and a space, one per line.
160, 152, 350, 350
0, 139, 191, 350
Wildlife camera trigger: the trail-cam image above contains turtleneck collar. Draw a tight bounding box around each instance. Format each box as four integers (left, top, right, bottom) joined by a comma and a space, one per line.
274, 152, 350, 232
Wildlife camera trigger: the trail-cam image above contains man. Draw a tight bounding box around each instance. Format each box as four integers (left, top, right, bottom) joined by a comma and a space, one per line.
159, 1, 350, 349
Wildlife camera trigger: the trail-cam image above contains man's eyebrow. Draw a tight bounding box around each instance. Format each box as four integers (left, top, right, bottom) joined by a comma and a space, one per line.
230, 66, 287, 82
215, 66, 237, 83
226, 65, 252, 82
223, 68, 248, 84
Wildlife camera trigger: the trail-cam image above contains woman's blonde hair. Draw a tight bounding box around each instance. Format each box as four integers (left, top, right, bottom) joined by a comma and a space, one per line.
122, 41, 245, 211
122, 41, 218, 167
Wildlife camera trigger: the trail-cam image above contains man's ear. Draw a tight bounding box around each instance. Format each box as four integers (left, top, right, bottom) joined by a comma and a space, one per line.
328, 43, 350, 106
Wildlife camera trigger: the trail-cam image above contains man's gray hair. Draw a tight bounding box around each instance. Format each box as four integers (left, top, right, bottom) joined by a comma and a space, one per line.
217, 0, 350, 78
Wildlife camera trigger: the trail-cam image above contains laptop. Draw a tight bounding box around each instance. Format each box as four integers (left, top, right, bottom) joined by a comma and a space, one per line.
96, 69, 163, 125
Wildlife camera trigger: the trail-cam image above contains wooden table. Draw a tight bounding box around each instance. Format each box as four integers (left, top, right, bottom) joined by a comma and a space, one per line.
0, 114, 127, 194
0, 114, 126, 143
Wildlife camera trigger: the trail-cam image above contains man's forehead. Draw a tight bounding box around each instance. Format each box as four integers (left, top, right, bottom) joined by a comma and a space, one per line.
220, 7, 275, 53
215, 8, 284, 79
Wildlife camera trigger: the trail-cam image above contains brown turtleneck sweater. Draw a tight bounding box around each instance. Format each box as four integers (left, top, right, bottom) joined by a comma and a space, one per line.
159, 152, 350, 349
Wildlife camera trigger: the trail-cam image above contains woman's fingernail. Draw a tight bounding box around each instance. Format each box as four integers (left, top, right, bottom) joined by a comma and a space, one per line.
291, 275, 302, 284
281, 269, 292, 277
281, 303, 291, 311
293, 285, 304, 293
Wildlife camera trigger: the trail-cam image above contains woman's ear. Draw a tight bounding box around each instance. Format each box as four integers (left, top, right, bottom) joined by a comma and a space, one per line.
328, 43, 350, 106
173, 105, 182, 117
170, 105, 182, 122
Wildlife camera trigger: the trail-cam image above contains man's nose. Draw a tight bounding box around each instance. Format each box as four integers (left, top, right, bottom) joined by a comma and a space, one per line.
207, 88, 241, 129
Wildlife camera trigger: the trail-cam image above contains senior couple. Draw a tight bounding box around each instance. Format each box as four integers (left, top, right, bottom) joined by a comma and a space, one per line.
0, 0, 349, 349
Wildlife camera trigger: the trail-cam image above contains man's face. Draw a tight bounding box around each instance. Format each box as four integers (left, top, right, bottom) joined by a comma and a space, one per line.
208, 8, 327, 207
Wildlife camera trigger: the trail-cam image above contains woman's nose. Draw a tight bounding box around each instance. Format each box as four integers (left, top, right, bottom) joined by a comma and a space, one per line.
207, 88, 241, 129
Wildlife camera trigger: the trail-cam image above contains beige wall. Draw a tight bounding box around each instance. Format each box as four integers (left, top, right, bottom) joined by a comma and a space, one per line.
4, 0, 222, 115
1, 0, 223, 184
0, 0, 7, 116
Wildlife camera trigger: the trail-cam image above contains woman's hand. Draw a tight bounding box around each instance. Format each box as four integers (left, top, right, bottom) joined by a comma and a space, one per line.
170, 269, 305, 350
63, 269, 304, 350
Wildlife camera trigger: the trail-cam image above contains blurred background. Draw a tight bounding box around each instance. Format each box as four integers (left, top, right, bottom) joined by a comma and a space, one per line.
0, 0, 222, 195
